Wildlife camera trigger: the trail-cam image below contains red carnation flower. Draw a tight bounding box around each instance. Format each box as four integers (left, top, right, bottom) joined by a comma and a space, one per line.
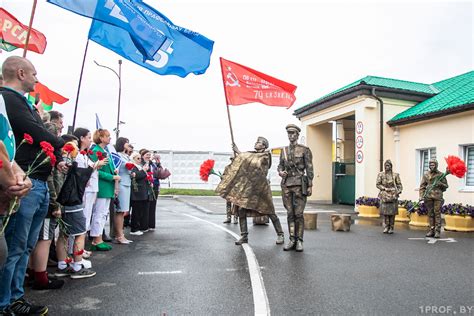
62, 143, 75, 154
47, 152, 57, 167
23, 133, 33, 145
39, 141, 54, 154
0, 160, 3, 169
96, 151, 104, 161
64, 257, 73, 264
199, 159, 215, 182
87, 150, 93, 155
80, 150, 87, 155
125, 162, 135, 171
445, 155, 467, 178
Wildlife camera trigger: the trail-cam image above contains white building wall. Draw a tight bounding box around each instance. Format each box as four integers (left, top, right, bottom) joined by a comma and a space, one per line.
155, 151, 282, 190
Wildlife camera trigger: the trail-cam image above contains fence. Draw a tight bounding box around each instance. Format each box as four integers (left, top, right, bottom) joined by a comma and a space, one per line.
155, 150, 281, 191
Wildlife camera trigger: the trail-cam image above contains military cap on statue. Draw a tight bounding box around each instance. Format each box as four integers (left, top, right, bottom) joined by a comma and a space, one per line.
257, 136, 269, 148
285, 124, 301, 133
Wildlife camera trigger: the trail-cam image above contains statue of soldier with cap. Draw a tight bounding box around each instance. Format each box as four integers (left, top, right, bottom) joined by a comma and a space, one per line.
278, 124, 314, 252
216, 136, 285, 246
419, 158, 448, 238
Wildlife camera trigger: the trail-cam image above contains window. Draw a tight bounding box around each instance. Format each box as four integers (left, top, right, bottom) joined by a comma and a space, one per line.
464, 145, 474, 187
418, 148, 436, 181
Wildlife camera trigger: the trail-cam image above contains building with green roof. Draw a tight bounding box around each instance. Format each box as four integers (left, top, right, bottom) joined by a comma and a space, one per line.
293, 71, 473, 208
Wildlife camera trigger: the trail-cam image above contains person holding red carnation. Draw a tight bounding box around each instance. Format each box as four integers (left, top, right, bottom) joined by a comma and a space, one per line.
89, 129, 120, 251
0, 56, 66, 315
114, 137, 134, 244
419, 159, 449, 238
129, 152, 150, 235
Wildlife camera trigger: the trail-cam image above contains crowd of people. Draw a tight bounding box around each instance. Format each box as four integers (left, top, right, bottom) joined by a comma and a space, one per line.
0, 56, 165, 315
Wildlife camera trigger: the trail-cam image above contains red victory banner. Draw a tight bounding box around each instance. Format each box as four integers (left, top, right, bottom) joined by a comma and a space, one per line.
0, 8, 47, 54
220, 57, 297, 108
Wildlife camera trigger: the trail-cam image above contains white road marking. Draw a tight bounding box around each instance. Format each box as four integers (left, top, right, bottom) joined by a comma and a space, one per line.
408, 237, 457, 244
179, 213, 271, 316
138, 271, 183, 275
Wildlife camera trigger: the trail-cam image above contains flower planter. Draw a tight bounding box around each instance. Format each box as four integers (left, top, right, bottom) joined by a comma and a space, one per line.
409, 213, 429, 227
357, 205, 379, 218
444, 215, 474, 232
395, 207, 410, 222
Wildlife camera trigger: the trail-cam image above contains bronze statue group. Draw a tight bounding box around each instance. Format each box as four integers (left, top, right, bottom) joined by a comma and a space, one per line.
217, 124, 448, 253
217, 124, 313, 252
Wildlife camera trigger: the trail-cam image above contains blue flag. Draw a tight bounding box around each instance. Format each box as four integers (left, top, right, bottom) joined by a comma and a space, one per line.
88, 1, 214, 77
47, 0, 167, 60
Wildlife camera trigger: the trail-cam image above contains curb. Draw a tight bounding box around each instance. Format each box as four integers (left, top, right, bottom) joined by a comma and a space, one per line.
174, 197, 214, 215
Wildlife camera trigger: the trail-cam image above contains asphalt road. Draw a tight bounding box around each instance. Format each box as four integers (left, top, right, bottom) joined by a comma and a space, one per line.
26, 196, 474, 315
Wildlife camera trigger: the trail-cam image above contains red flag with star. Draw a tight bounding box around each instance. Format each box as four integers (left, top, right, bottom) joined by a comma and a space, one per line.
220, 57, 297, 108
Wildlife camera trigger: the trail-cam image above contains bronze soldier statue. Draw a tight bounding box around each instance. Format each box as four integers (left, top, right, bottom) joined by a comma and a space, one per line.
216, 137, 284, 245
222, 158, 238, 224
419, 158, 448, 238
278, 124, 314, 252
376, 160, 403, 234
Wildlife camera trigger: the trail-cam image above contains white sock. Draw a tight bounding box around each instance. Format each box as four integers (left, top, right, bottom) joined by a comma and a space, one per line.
58, 261, 68, 270
72, 261, 83, 272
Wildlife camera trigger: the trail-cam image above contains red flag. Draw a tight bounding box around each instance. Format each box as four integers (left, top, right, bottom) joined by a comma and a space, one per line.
0, 8, 47, 54
29, 82, 68, 107
220, 57, 297, 108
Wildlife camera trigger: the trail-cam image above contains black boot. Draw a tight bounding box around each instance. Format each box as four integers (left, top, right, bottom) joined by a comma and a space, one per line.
223, 217, 231, 224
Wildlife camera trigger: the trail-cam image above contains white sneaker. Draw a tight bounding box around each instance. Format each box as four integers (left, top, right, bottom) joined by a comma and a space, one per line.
141, 229, 149, 233
130, 231, 143, 236
148, 228, 155, 231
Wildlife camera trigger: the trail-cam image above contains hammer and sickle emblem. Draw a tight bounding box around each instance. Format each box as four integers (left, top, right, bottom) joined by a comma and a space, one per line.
225, 67, 240, 87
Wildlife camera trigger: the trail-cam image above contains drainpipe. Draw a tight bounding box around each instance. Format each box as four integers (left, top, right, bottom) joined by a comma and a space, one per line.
371, 88, 384, 171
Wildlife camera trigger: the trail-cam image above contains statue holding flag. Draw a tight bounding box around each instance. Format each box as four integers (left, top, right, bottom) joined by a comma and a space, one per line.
216, 137, 284, 246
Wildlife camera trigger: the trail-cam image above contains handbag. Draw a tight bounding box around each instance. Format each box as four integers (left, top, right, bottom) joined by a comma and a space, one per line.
57, 162, 94, 206
156, 167, 171, 180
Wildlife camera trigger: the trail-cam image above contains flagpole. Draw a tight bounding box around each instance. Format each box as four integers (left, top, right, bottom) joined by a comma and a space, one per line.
71, 39, 90, 131
219, 58, 235, 146
23, 0, 38, 57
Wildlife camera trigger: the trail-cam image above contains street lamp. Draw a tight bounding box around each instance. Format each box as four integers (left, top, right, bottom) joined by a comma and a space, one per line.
94, 59, 123, 140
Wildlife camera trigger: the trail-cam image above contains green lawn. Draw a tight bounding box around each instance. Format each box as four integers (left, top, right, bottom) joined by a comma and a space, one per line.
160, 188, 281, 196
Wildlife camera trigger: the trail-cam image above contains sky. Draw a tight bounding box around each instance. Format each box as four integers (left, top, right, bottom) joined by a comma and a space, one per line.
0, 0, 472, 152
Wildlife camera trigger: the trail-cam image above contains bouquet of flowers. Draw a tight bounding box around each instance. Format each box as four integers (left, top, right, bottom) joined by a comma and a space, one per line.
146, 171, 156, 200
1, 134, 56, 234
408, 155, 467, 212
199, 159, 222, 182
355, 196, 380, 207
125, 162, 138, 192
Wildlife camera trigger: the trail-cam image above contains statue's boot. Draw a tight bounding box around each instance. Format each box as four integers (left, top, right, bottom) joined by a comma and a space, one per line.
295, 240, 304, 252
283, 222, 296, 251
426, 217, 435, 237
235, 216, 248, 245
383, 216, 389, 234
270, 215, 284, 244
388, 215, 395, 234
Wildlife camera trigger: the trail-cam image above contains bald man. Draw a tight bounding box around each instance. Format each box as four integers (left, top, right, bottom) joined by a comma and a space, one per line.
0, 56, 66, 315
